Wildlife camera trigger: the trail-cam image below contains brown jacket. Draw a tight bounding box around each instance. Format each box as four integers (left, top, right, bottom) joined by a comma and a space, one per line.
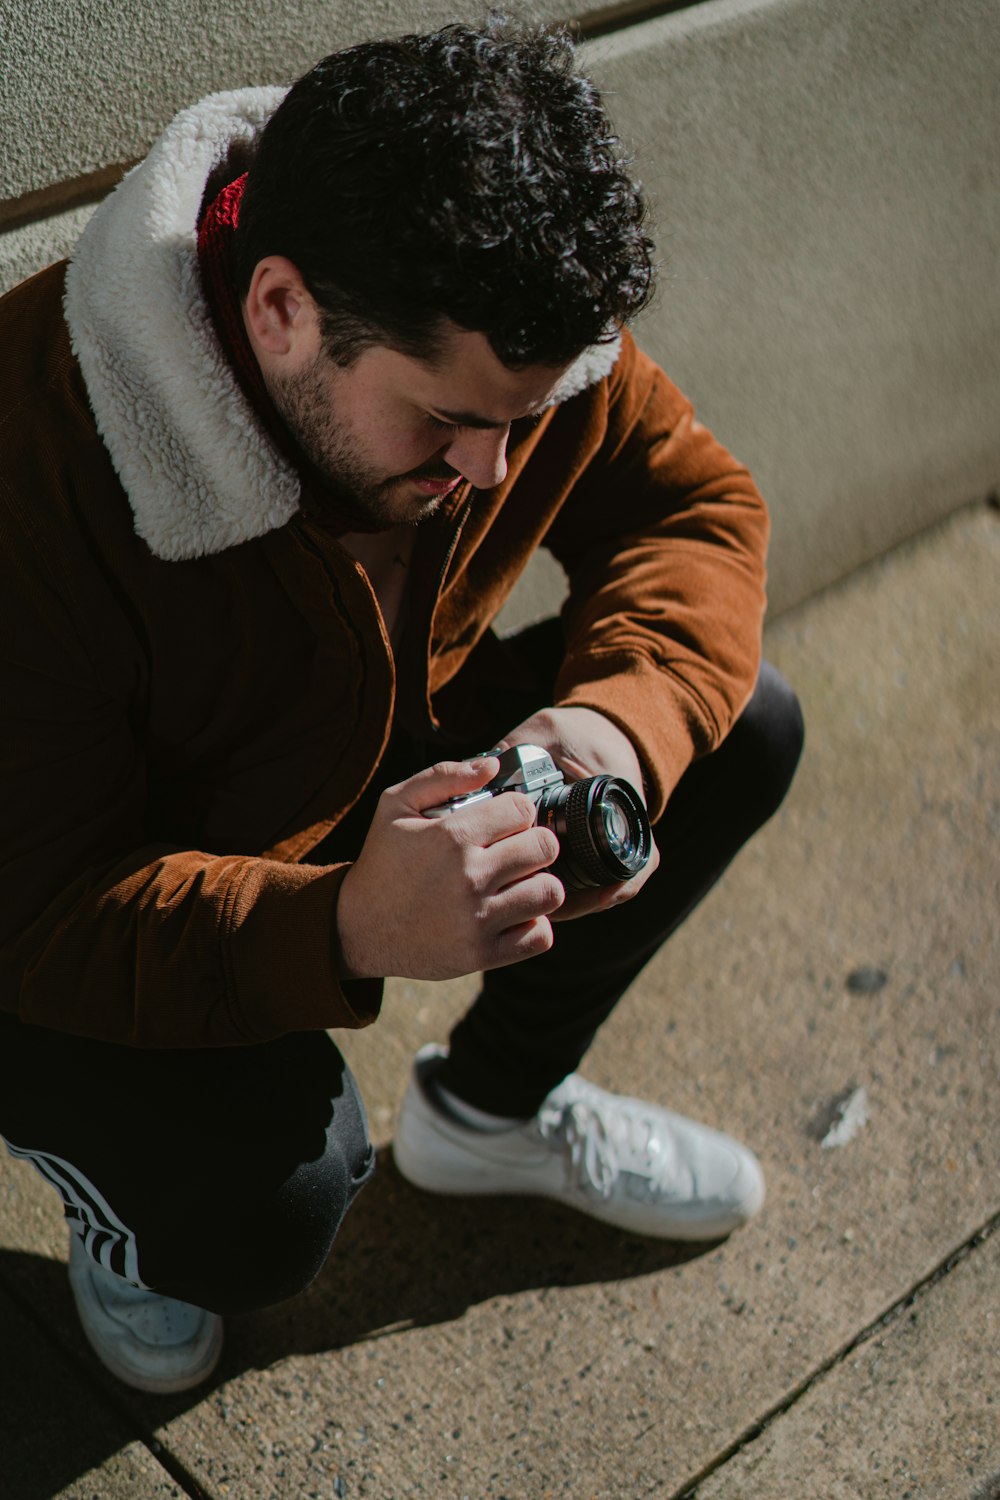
0, 90, 768, 1049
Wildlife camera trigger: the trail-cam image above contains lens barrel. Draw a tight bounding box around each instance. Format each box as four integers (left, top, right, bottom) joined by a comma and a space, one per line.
536, 775, 651, 892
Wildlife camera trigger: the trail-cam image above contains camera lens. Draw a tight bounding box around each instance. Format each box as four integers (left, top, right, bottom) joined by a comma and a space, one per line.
598, 785, 642, 864
537, 775, 652, 892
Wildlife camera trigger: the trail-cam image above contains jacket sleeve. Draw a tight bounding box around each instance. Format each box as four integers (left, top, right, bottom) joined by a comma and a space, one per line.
0, 512, 381, 1048
544, 332, 769, 819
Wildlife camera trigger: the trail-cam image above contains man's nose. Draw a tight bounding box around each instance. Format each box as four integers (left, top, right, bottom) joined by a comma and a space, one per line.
445, 426, 510, 490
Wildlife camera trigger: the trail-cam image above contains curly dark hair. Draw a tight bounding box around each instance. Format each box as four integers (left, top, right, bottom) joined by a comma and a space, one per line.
233, 16, 655, 367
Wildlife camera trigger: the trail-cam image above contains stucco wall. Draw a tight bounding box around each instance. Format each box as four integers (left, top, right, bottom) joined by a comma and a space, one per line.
0, 0, 576, 207
2, 0, 997, 618
589, 0, 1000, 613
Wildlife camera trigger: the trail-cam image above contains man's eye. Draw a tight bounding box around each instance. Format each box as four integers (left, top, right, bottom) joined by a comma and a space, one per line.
426, 414, 459, 433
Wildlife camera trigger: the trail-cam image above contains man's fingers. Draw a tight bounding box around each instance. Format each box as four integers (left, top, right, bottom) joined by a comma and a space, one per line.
488, 863, 564, 920
412, 779, 552, 853
386, 755, 500, 814
551, 836, 660, 921
484, 914, 555, 968
550, 887, 610, 921
463, 791, 552, 847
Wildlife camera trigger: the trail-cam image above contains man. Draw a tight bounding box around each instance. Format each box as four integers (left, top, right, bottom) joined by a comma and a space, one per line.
0, 19, 803, 1392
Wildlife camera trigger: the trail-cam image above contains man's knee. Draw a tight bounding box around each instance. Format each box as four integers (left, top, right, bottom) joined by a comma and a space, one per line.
139, 1057, 376, 1315
729, 660, 805, 819
149, 1133, 376, 1315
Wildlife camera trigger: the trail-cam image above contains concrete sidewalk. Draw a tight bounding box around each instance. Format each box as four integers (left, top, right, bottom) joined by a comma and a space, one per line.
1, 502, 997, 1499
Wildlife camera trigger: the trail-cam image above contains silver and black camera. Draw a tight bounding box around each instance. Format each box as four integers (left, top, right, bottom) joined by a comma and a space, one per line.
424, 743, 652, 892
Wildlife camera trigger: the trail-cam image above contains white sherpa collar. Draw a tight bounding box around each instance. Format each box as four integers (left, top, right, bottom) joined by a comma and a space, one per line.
65, 88, 297, 562
64, 88, 621, 562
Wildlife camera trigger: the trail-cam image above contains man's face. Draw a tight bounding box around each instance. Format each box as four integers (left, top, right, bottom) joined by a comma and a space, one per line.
266, 322, 573, 528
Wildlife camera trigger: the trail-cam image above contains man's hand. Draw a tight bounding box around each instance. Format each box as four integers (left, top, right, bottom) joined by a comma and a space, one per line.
336, 756, 565, 981
492, 705, 660, 919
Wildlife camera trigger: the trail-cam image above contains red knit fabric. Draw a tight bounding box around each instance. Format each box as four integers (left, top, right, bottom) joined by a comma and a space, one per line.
196, 175, 380, 534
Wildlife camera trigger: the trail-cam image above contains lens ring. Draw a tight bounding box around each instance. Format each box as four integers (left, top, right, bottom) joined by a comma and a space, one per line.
557, 775, 650, 887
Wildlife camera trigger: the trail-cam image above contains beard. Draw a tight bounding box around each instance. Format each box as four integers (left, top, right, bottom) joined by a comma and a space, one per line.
267, 355, 459, 529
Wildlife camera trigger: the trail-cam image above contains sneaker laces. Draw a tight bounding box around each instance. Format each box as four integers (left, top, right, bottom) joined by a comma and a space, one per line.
535, 1080, 685, 1202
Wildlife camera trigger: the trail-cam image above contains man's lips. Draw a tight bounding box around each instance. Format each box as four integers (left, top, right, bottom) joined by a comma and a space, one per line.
410, 473, 461, 496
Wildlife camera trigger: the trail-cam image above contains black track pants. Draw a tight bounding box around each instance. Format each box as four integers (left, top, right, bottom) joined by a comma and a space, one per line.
0, 1025, 374, 1314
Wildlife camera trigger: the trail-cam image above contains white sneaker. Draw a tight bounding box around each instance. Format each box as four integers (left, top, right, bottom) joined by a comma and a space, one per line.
68, 1229, 223, 1393
393, 1044, 765, 1241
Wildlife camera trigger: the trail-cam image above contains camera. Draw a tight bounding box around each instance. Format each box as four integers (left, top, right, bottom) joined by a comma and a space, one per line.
424, 744, 652, 892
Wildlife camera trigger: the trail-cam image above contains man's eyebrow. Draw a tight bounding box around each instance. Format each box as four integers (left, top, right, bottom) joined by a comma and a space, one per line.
431, 407, 511, 430
431, 405, 546, 430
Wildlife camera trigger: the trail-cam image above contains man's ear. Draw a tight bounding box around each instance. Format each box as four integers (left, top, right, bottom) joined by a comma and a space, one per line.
242, 256, 320, 363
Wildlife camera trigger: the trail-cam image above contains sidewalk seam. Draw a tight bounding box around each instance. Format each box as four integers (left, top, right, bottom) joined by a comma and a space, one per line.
0, 1262, 212, 1500
668, 1210, 1000, 1499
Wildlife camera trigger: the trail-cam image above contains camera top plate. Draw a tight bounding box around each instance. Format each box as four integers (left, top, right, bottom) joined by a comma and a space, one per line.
423, 743, 562, 817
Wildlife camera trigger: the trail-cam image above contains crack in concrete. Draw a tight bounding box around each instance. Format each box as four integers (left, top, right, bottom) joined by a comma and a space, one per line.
0, 1264, 211, 1500
143, 1435, 213, 1500
673, 1210, 1000, 1499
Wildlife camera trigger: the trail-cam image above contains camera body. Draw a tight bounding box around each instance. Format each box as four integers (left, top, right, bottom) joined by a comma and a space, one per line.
424, 744, 651, 892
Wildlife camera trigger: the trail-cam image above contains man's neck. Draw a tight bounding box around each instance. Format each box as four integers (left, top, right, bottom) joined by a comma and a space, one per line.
339, 525, 417, 649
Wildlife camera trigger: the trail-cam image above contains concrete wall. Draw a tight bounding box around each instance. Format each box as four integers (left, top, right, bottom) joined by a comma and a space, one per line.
2, 0, 997, 616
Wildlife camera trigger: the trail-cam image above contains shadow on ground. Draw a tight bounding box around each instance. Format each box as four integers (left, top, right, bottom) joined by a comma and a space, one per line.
0, 1145, 716, 1498
234, 1145, 712, 1354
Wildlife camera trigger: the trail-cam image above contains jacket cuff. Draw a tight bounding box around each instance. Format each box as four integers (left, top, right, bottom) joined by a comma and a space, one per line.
555, 653, 705, 821
227, 861, 383, 1041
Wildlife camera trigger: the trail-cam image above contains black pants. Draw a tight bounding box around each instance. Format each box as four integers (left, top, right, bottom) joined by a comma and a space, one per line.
0, 647, 803, 1313
0, 1026, 374, 1314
